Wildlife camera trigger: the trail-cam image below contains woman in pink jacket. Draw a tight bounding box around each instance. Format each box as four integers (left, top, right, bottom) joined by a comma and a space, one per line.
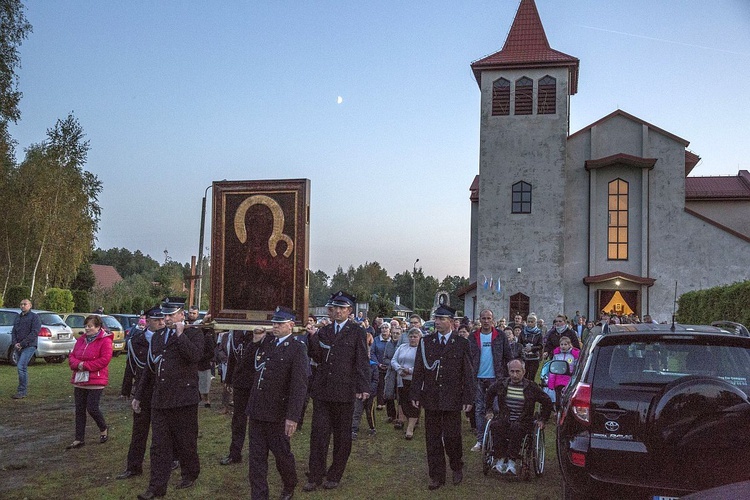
66, 315, 113, 449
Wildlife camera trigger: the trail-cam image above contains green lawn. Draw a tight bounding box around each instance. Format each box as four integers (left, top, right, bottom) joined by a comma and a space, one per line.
0, 357, 562, 499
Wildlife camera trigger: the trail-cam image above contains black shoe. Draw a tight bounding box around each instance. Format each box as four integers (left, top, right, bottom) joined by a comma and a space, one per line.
65, 441, 85, 450
301, 482, 320, 492
452, 468, 463, 486
175, 478, 195, 489
280, 491, 294, 500
137, 491, 164, 499
393, 421, 404, 430
204, 402, 211, 408
219, 456, 241, 465
322, 481, 339, 490
100, 428, 109, 444
116, 470, 141, 480
428, 479, 444, 490
171, 460, 179, 471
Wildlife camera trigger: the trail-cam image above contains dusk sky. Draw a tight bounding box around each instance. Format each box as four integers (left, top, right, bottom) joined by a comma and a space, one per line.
9, 0, 750, 280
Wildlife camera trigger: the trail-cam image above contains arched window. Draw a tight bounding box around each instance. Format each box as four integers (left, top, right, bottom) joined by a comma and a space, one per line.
492, 78, 510, 116
509, 293, 530, 321
512, 181, 532, 213
514, 77, 533, 115
607, 179, 628, 260
537, 75, 556, 114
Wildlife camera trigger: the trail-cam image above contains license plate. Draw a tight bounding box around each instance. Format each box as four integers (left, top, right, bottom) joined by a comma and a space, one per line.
114, 342, 124, 349
653, 496, 679, 500
58, 334, 70, 339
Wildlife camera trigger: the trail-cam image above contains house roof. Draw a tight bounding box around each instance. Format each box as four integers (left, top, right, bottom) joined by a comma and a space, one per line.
583, 271, 655, 287
456, 281, 477, 298
91, 264, 123, 290
469, 175, 479, 202
685, 170, 750, 200
569, 109, 690, 147
585, 153, 658, 171
685, 150, 701, 176
470, 0, 579, 93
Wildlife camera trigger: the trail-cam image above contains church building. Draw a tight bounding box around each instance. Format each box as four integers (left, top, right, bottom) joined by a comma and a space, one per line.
461, 0, 750, 323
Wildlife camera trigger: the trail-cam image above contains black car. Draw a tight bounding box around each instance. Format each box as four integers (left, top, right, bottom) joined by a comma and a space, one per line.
554, 321, 750, 499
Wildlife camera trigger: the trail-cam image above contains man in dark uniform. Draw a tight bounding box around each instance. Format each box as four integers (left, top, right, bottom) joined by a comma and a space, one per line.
133, 297, 204, 499
220, 327, 267, 465
116, 306, 165, 480
410, 305, 474, 490
303, 290, 370, 492
247, 306, 309, 500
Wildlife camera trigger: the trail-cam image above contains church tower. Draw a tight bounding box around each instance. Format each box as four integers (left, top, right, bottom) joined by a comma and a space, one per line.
469, 0, 579, 321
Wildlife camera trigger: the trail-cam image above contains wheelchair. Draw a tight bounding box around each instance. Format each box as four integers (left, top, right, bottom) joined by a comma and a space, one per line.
481, 411, 545, 480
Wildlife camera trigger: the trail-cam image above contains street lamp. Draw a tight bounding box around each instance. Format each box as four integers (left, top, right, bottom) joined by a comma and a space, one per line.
412, 258, 419, 312
196, 184, 212, 309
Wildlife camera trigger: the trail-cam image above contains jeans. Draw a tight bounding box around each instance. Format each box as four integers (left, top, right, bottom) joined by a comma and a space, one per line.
474, 378, 496, 442
16, 346, 37, 396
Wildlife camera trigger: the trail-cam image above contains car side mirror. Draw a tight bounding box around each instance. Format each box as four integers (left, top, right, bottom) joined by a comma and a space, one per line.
548, 359, 570, 375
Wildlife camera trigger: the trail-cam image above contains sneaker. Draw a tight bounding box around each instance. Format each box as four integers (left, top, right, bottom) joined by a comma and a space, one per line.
493, 458, 508, 473
470, 441, 482, 452
506, 459, 517, 475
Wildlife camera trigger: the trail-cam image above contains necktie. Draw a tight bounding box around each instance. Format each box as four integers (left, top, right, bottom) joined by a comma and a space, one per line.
164, 329, 171, 343
441, 335, 446, 346
335, 324, 340, 334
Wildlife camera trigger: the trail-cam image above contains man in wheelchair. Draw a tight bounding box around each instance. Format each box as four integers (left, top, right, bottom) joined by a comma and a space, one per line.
484, 359, 553, 475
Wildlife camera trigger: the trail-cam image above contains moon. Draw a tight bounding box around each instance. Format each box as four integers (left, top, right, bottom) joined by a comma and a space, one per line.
337, 96, 343, 104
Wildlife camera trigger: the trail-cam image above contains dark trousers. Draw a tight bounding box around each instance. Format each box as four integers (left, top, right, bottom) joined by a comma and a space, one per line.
423, 410, 463, 483
491, 419, 531, 459
73, 387, 106, 441
399, 380, 420, 419
248, 419, 298, 499
524, 360, 540, 381
308, 399, 354, 483
228, 386, 251, 460
126, 405, 151, 473
149, 405, 200, 495
377, 370, 396, 419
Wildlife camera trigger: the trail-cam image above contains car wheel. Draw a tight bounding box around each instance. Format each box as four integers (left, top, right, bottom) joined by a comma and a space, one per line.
112, 351, 120, 357
8, 347, 17, 366
44, 356, 65, 363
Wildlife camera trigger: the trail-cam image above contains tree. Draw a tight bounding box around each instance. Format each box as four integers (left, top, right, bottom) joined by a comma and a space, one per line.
0, 0, 32, 124
441, 275, 470, 313
92, 247, 160, 278
70, 261, 96, 291
309, 270, 330, 307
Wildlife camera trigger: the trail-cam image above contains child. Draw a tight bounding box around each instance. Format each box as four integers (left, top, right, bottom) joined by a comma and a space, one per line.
547, 336, 580, 410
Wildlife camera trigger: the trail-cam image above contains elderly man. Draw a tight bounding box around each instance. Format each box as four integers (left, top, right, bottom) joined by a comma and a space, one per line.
410, 305, 474, 490
304, 290, 370, 492
134, 297, 204, 499
11, 299, 41, 399
247, 307, 308, 500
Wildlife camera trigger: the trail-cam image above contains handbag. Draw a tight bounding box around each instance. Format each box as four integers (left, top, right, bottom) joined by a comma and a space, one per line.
74, 370, 90, 383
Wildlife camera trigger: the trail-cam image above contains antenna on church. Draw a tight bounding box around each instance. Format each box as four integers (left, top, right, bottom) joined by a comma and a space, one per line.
670, 280, 677, 331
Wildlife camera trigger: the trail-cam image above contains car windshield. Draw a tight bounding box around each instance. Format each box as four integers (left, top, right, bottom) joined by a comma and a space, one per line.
102, 317, 122, 330
594, 340, 750, 394
0, 311, 18, 326
38, 313, 66, 326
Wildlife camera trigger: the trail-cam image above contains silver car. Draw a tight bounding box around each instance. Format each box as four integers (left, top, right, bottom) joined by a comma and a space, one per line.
0, 308, 76, 364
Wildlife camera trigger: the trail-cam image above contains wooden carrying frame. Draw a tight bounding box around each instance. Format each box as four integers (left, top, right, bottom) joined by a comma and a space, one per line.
210, 179, 310, 326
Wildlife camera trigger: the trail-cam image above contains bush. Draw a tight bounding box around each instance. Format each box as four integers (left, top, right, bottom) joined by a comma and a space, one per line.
71, 290, 91, 313
677, 281, 750, 327
40, 288, 75, 313
6, 286, 31, 308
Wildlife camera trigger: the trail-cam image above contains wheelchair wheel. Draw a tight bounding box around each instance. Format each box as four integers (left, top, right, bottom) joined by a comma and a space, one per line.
481, 419, 494, 475
533, 425, 545, 476
518, 433, 533, 481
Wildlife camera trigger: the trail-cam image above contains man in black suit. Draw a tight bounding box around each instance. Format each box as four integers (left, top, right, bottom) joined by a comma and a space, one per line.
247, 307, 309, 500
116, 307, 164, 480
410, 305, 474, 490
303, 290, 370, 492
133, 297, 204, 499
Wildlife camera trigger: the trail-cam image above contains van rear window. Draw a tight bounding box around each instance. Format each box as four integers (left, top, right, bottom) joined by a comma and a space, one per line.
593, 341, 750, 393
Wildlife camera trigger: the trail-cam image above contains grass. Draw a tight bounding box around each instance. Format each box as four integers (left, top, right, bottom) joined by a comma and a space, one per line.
0, 357, 562, 499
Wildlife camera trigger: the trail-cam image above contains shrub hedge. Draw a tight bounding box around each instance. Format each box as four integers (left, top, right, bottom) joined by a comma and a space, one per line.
677, 280, 750, 326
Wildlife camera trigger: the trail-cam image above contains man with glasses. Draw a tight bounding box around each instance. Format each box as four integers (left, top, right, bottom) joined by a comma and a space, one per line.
468, 308, 512, 452
11, 299, 41, 399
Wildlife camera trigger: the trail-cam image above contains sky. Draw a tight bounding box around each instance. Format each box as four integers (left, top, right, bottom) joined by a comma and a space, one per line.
8, 0, 750, 280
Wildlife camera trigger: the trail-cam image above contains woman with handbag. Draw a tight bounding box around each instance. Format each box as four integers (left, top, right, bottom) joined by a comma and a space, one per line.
66, 315, 113, 449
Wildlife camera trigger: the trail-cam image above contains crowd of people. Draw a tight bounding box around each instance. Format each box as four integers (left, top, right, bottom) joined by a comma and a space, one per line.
8, 290, 632, 499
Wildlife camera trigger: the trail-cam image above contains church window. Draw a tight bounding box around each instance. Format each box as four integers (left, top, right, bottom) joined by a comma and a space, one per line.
492, 78, 510, 116
514, 77, 533, 115
512, 181, 532, 213
537, 75, 556, 114
607, 179, 628, 260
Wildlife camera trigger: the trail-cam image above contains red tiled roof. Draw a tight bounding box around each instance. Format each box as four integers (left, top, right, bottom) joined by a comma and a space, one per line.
469, 175, 479, 202
471, 0, 579, 92
91, 264, 123, 290
685, 150, 700, 176
583, 271, 655, 287
685, 170, 750, 200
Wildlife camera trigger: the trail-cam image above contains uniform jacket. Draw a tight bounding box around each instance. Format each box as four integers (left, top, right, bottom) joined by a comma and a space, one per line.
226, 330, 263, 390
246, 334, 309, 423
409, 332, 474, 411
121, 327, 150, 398
484, 377, 553, 428
308, 319, 370, 402
134, 324, 204, 409
469, 328, 512, 379
11, 310, 41, 349
69, 329, 114, 386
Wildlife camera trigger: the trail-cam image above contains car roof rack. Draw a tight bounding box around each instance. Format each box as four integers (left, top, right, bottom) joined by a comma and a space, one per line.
710, 321, 750, 337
